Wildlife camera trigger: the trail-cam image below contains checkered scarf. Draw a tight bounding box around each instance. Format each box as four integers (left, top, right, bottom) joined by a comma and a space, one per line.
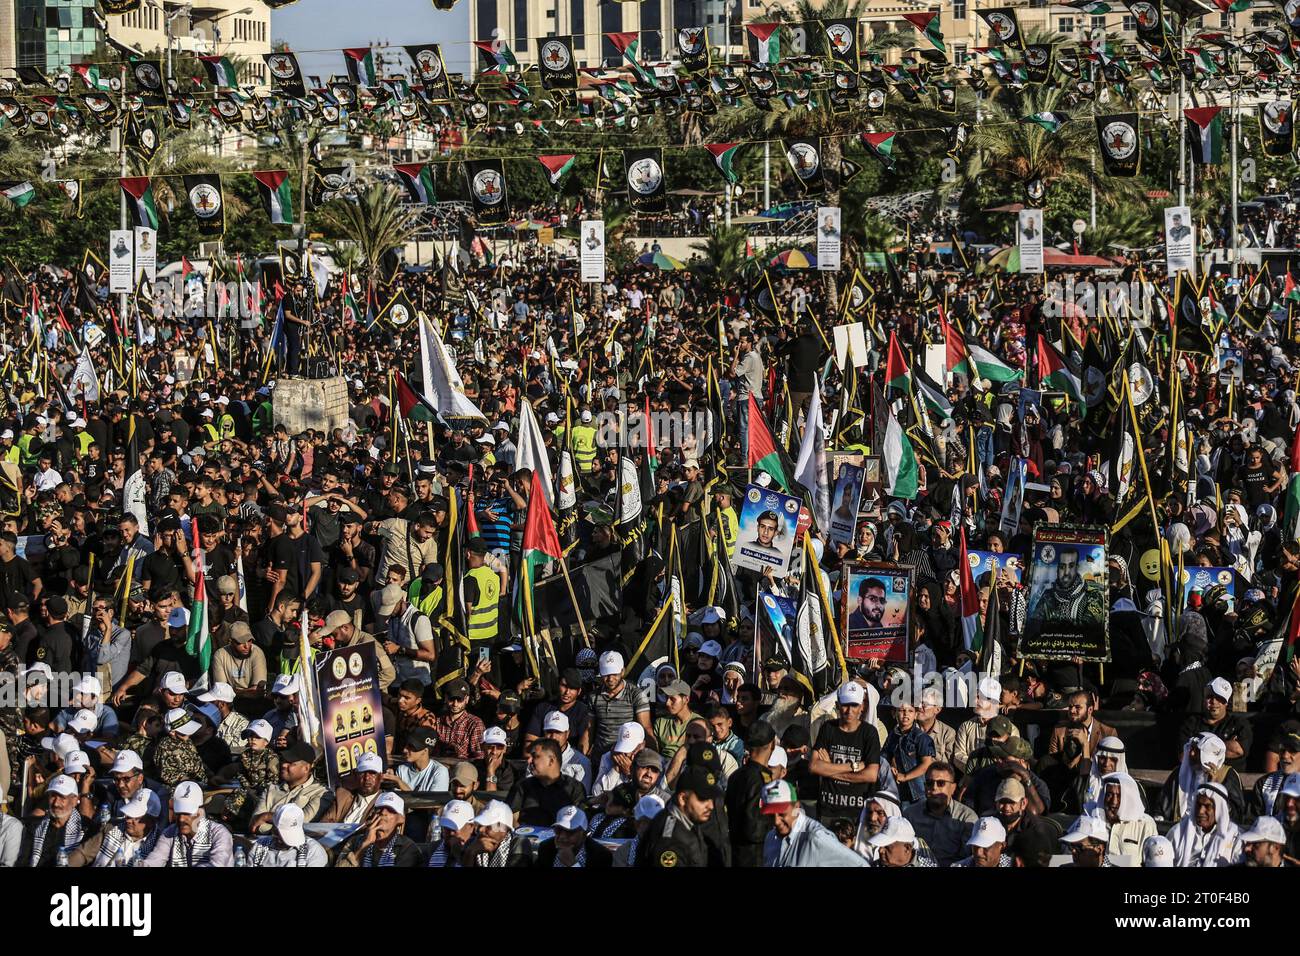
474, 835, 513, 868
552, 844, 587, 867
247, 836, 312, 867
168, 816, 215, 867
363, 839, 398, 867
94, 824, 160, 867
29, 812, 82, 866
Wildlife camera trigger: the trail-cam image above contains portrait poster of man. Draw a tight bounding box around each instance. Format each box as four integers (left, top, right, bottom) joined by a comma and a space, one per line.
732, 483, 801, 576
998, 456, 1027, 538
968, 549, 1023, 589
1020, 525, 1110, 662
842, 561, 912, 662
1218, 347, 1243, 386
756, 591, 799, 669
1181, 566, 1236, 613
828, 462, 865, 546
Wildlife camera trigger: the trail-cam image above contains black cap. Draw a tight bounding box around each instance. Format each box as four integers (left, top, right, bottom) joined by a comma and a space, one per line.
430, 495, 449, 512
608, 783, 636, 808
338, 511, 362, 526
684, 741, 722, 775
337, 566, 360, 584
497, 692, 521, 714
466, 536, 488, 555
745, 720, 777, 751
44, 595, 68, 618
281, 741, 317, 765
264, 503, 289, 524
443, 677, 471, 699
421, 562, 445, 583
405, 728, 437, 752
382, 463, 401, 476
157, 515, 182, 532
762, 656, 789, 672
675, 765, 722, 801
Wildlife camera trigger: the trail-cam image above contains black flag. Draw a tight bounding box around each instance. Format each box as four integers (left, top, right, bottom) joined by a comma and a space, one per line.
463, 158, 509, 223
183, 174, 226, 237
537, 37, 577, 90
977, 8, 1023, 48
624, 148, 667, 212
1096, 113, 1141, 176
263, 51, 307, 97
676, 27, 711, 74
1173, 273, 1214, 355
783, 137, 824, 194
1259, 100, 1295, 157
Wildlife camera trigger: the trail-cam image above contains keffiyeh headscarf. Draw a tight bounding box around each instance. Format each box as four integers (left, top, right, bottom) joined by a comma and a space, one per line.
1099, 771, 1145, 823
1170, 782, 1240, 867
852, 789, 901, 860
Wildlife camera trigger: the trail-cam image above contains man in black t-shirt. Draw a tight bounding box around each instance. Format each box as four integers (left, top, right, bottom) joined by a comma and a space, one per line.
811, 681, 881, 827
0, 532, 38, 606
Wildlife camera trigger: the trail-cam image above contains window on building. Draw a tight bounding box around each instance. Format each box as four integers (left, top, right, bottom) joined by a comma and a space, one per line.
601, 1, 622, 63
515, 0, 529, 49
1091, 15, 1104, 30
953, 0, 965, 18
953, 43, 967, 65
1121, 14, 1135, 30
640, 0, 661, 60
477, 0, 498, 44
1057, 16, 1074, 33
571, 0, 585, 49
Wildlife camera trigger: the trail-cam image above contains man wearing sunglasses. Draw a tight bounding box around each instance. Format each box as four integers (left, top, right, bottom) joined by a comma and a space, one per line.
902, 761, 976, 867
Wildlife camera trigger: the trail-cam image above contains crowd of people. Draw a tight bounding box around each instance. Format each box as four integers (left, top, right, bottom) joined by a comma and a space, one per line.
0, 234, 1296, 871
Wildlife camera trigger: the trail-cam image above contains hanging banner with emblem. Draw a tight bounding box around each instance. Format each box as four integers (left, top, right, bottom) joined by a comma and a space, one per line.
784, 137, 824, 194
1095, 113, 1140, 177
183, 174, 225, 237
538, 37, 577, 90
1260, 101, 1295, 157
464, 158, 509, 223
624, 147, 667, 212
676, 27, 711, 74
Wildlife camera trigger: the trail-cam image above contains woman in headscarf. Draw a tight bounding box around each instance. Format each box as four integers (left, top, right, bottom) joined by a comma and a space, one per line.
914, 580, 959, 669
1169, 781, 1242, 867
1099, 771, 1158, 862
851, 520, 883, 561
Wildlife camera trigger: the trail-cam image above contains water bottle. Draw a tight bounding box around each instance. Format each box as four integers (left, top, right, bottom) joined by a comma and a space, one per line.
233, 845, 247, 868
56, 846, 69, 867
96, 801, 112, 827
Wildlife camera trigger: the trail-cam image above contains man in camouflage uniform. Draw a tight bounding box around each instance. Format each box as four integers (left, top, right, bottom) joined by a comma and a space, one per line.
115, 705, 164, 779
154, 708, 209, 788
221, 720, 281, 828
0, 621, 23, 807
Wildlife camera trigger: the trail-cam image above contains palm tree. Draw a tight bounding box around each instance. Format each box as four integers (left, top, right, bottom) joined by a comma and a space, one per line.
317, 182, 423, 285
700, 225, 749, 287
0, 128, 56, 237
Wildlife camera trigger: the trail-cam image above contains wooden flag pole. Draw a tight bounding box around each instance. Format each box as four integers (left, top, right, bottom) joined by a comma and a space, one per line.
557, 555, 591, 648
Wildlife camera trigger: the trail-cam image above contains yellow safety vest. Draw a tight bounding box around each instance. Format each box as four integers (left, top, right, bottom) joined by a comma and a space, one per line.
466, 565, 500, 643
200, 423, 220, 445
571, 424, 598, 473
218, 414, 236, 439
17, 434, 37, 467
718, 506, 738, 559
75, 432, 94, 456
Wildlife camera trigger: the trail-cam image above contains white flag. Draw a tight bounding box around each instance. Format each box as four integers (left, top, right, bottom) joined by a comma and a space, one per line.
419, 315, 486, 423
515, 400, 554, 508
70, 346, 99, 403
794, 385, 830, 533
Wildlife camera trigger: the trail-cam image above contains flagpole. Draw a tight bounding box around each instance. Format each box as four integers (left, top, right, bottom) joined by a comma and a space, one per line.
116, 63, 128, 332
1178, 15, 1187, 208
1230, 9, 1240, 280
556, 555, 591, 648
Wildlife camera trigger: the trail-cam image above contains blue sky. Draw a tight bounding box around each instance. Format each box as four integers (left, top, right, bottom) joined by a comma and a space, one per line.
271, 0, 471, 81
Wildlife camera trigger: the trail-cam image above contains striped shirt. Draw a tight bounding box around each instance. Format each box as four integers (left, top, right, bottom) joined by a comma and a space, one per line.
589, 681, 651, 755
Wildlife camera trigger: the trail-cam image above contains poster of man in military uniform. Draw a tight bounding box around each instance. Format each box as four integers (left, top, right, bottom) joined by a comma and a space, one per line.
1020, 525, 1110, 662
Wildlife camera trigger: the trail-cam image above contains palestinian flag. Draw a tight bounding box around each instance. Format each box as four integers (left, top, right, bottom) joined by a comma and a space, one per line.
885, 329, 910, 395
860, 131, 897, 171
1066, 0, 1111, 11
537, 154, 576, 189
1020, 111, 1067, 133
72, 63, 111, 91
120, 177, 158, 230
343, 47, 377, 86
252, 170, 294, 224
883, 408, 918, 499
394, 163, 436, 204
957, 528, 983, 653
747, 23, 781, 65
181, 255, 193, 281
1037, 334, 1083, 401
472, 40, 518, 73
1286, 271, 1300, 303
968, 343, 1022, 383
198, 55, 238, 88
186, 539, 212, 676
1, 182, 35, 208
746, 392, 791, 490
1211, 0, 1250, 10
518, 468, 563, 634
940, 307, 971, 380
903, 12, 946, 53
606, 32, 651, 82
395, 369, 438, 422
913, 365, 953, 418
1185, 106, 1224, 165
341, 274, 360, 324
705, 142, 742, 184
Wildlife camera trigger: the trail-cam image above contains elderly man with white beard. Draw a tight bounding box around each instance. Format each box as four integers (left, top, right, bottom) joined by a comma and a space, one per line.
1097, 771, 1157, 863
1169, 782, 1242, 867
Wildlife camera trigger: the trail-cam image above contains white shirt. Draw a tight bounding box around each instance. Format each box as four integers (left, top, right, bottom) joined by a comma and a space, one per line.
591, 752, 631, 798
560, 745, 592, 794
33, 468, 63, 492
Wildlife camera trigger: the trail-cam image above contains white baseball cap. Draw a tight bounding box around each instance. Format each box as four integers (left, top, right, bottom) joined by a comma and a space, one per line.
197, 682, 235, 704
1206, 677, 1233, 703
472, 799, 513, 831
167, 606, 191, 628
867, 816, 916, 848
836, 682, 865, 706
46, 774, 78, 797
483, 726, 509, 747
68, 709, 98, 734
121, 789, 161, 819
700, 607, 724, 625
967, 816, 1007, 849
598, 650, 624, 677
355, 752, 383, 773
243, 719, 273, 743
111, 750, 144, 774
768, 746, 788, 769
164, 707, 201, 736
698, 640, 723, 659
273, 803, 307, 847
374, 792, 405, 817
171, 780, 203, 815
438, 799, 476, 831
41, 733, 80, 758
1240, 815, 1287, 845
613, 721, 646, 754
635, 794, 666, 822
271, 673, 300, 696
159, 671, 189, 696
72, 675, 102, 697
553, 805, 588, 832
1142, 835, 1174, 867
62, 750, 91, 774
543, 710, 570, 733
1060, 814, 1109, 844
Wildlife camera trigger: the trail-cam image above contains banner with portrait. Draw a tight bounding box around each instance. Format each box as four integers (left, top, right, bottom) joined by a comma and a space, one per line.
816, 206, 841, 272
828, 461, 865, 546
732, 483, 801, 576
841, 561, 912, 662
967, 549, 1024, 589
580, 219, 605, 283
1017, 208, 1044, 274
1020, 525, 1110, 662
1180, 566, 1237, 613
998, 456, 1027, 537
317, 642, 387, 789
1164, 204, 1196, 277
